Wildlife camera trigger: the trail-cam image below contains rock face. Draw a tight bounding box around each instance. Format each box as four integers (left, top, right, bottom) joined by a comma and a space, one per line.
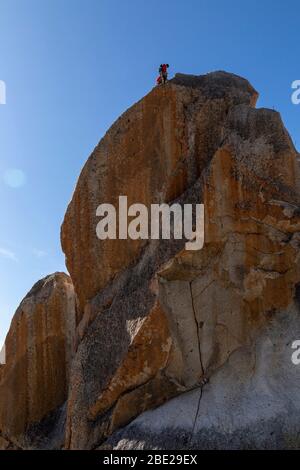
60, 72, 300, 449
1, 71, 300, 450
0, 273, 76, 448
105, 306, 300, 450
61, 72, 258, 318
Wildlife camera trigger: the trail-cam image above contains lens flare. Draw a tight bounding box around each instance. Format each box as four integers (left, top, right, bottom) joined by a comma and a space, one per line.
3, 169, 26, 188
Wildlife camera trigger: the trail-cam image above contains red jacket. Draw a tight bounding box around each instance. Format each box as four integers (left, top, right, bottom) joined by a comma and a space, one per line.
161, 64, 168, 74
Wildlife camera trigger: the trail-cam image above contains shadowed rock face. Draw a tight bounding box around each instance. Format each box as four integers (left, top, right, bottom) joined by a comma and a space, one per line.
1, 71, 300, 450
59, 72, 300, 450
0, 273, 76, 448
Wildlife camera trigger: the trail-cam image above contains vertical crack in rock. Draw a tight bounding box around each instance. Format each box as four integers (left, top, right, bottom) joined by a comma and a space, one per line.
189, 281, 204, 376
189, 387, 203, 446
188, 280, 205, 445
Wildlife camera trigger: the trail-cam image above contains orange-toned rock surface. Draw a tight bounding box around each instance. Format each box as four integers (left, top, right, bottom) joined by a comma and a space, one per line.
1, 72, 300, 450
100, 92, 300, 450
61, 72, 258, 318
60, 73, 300, 449
0, 273, 76, 448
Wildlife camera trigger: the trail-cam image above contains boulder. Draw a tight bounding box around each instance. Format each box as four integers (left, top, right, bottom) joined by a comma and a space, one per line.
102, 105, 300, 449
0, 273, 76, 448
61, 71, 258, 317
1, 71, 299, 450
61, 72, 300, 449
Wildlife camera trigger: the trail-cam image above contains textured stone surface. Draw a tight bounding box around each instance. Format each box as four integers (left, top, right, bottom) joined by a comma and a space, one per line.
61, 72, 300, 449
1, 71, 300, 450
104, 305, 300, 450
0, 273, 76, 448
61, 71, 257, 317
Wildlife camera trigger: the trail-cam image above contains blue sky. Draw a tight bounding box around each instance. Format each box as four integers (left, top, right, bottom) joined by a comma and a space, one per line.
0, 0, 299, 346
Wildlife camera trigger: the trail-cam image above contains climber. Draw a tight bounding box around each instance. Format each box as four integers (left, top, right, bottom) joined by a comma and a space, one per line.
156, 75, 162, 86
157, 64, 169, 85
